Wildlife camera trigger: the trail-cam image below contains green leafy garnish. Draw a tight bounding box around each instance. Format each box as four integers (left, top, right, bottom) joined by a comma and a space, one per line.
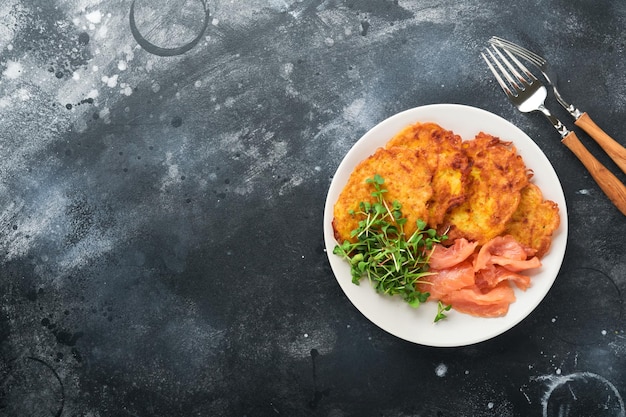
333, 174, 449, 322
435, 301, 452, 323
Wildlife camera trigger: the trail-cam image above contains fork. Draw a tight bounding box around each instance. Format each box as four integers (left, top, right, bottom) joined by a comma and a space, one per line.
489, 36, 626, 175
482, 44, 626, 216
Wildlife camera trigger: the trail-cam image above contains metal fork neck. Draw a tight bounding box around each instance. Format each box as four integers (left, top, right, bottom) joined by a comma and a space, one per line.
538, 105, 570, 138
552, 87, 583, 119
558, 99, 584, 120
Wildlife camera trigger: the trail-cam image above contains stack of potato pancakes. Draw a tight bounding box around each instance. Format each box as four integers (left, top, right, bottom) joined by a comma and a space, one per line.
332, 122, 560, 259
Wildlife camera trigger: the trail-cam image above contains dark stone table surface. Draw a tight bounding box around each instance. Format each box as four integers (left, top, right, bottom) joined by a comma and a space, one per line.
1, 0, 626, 416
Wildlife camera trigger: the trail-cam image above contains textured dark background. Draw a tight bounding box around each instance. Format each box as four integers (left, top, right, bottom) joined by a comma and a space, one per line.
1, 0, 625, 416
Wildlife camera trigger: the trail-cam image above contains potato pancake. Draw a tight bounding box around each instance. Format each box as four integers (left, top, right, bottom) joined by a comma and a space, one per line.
504, 183, 560, 258
332, 147, 433, 243
333, 123, 559, 260
386, 122, 471, 226
441, 132, 531, 245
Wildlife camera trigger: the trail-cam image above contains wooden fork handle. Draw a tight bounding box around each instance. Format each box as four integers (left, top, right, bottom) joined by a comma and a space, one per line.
575, 112, 626, 175
562, 131, 626, 216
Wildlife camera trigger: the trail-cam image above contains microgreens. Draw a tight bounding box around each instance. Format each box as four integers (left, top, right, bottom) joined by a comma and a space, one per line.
333, 174, 450, 322
435, 301, 452, 323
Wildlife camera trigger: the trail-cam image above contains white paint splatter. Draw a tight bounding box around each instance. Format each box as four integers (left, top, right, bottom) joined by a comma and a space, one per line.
159, 151, 186, 193
85, 10, 103, 24
97, 25, 108, 38
435, 363, 448, 377
343, 97, 365, 122
282, 62, 294, 79
99, 107, 111, 124
102, 74, 119, 88
17, 88, 30, 101
279, 174, 303, 195
3, 60, 23, 79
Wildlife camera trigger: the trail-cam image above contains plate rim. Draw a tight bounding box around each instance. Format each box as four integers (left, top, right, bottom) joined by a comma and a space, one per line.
323, 103, 568, 347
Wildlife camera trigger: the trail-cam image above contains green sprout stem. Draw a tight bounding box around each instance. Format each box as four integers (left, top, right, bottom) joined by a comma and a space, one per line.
333, 174, 450, 322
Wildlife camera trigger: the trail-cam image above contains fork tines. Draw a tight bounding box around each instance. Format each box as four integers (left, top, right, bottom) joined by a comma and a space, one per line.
488, 36, 546, 67
481, 45, 537, 98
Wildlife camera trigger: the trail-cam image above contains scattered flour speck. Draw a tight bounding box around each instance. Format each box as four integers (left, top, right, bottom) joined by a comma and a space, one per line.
3, 61, 23, 79
102, 74, 119, 88
17, 88, 30, 101
85, 10, 102, 24
435, 363, 448, 377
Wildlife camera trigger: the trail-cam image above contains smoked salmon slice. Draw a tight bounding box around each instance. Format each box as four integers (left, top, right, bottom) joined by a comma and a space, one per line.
441, 282, 516, 318
420, 235, 542, 318
475, 264, 531, 291
418, 261, 475, 300
474, 235, 539, 271
428, 238, 478, 270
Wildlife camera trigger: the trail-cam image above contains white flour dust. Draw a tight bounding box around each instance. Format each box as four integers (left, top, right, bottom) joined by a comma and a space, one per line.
3, 60, 24, 79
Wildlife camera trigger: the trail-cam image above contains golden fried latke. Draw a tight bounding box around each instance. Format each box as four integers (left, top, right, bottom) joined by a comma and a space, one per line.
504, 183, 560, 258
386, 122, 471, 226
332, 147, 433, 243
441, 132, 531, 245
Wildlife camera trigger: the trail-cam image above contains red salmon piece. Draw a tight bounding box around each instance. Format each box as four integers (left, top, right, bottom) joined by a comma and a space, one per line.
475, 264, 532, 291
441, 281, 516, 318
428, 238, 478, 270
474, 235, 535, 271
418, 235, 539, 318
418, 261, 475, 300
490, 255, 541, 272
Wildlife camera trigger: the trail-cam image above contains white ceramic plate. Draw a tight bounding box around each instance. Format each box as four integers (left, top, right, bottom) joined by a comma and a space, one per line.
323, 104, 568, 347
